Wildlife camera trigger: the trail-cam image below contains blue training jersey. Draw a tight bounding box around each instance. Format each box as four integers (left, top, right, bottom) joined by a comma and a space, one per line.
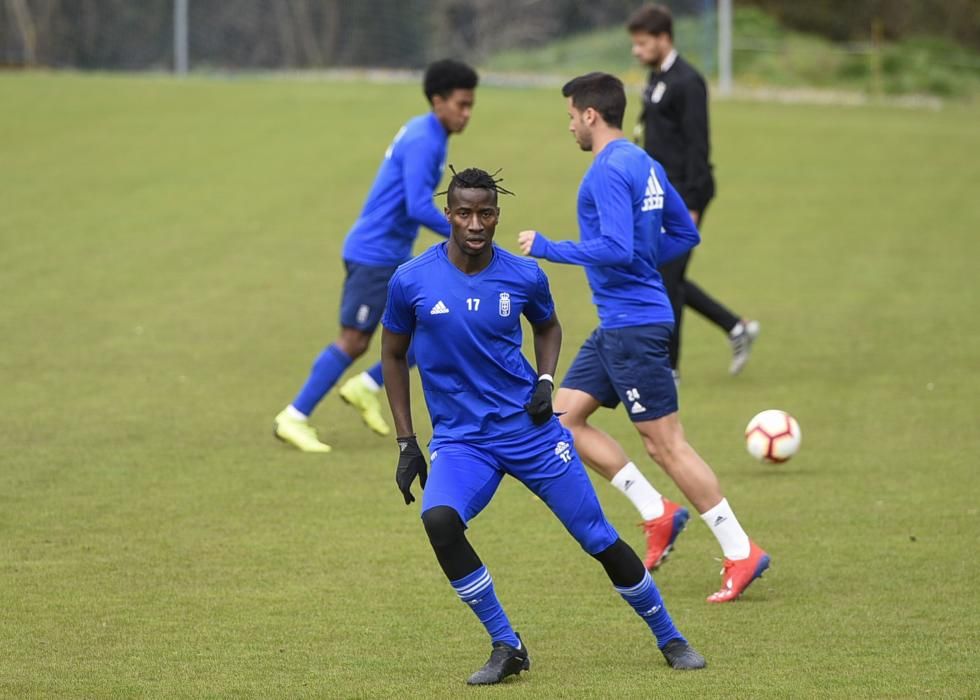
382, 243, 555, 443
342, 113, 451, 267
529, 138, 700, 329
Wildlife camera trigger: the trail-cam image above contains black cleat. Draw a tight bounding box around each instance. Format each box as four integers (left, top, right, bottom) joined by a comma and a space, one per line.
661, 638, 707, 670
466, 635, 531, 685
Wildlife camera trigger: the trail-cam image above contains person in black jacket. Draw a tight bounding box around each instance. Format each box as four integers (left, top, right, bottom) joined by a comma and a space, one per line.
627, 3, 759, 381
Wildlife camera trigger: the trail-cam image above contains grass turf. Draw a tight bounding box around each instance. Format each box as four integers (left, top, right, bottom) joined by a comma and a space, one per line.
1, 73, 978, 698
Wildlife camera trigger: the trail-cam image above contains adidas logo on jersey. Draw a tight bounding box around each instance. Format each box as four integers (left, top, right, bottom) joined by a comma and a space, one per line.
429, 300, 450, 315
642, 167, 664, 212
630, 401, 647, 414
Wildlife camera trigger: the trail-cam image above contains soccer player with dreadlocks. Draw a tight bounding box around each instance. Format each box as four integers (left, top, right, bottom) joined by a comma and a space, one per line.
274, 59, 478, 452
382, 167, 705, 685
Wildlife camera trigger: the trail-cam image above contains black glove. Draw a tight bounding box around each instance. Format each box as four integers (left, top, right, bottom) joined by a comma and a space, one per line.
395, 435, 427, 505
525, 377, 554, 426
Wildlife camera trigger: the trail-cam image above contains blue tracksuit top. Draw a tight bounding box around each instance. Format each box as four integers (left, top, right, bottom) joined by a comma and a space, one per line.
342, 112, 451, 267
382, 243, 555, 443
529, 138, 700, 329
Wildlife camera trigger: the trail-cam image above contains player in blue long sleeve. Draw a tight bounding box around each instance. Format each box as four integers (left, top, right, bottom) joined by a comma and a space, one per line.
274, 60, 478, 452
383, 168, 705, 685
527, 139, 698, 328
519, 73, 770, 603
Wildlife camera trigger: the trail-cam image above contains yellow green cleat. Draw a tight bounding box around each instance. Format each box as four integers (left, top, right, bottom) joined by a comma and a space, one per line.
339, 375, 391, 436
274, 409, 332, 453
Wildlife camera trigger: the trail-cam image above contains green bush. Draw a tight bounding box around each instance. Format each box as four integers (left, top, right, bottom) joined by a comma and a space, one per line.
483, 6, 980, 99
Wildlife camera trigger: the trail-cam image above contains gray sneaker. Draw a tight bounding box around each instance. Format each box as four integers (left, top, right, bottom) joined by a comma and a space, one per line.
728, 320, 760, 375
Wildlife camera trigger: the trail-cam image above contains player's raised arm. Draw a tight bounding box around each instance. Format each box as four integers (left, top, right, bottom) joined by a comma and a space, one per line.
518, 168, 635, 266
518, 74, 641, 267
517, 222, 633, 264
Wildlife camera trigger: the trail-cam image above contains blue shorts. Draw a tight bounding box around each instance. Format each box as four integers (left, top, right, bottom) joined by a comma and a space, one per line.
561, 323, 678, 422
422, 421, 620, 556
339, 261, 399, 332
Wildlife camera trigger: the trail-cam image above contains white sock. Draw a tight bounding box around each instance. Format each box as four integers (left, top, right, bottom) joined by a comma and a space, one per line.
285, 405, 308, 421
700, 498, 751, 560
359, 371, 381, 392
611, 462, 665, 520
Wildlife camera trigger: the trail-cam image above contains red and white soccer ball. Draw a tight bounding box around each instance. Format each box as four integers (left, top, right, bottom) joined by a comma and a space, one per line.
745, 410, 802, 463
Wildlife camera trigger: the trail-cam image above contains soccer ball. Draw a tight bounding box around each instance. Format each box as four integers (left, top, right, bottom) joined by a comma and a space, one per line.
745, 410, 802, 463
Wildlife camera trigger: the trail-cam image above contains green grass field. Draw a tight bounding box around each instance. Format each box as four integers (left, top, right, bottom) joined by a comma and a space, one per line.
2, 73, 979, 698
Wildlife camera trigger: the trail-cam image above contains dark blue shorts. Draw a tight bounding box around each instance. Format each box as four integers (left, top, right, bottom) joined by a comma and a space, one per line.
339, 261, 399, 332
422, 420, 620, 556
561, 323, 678, 422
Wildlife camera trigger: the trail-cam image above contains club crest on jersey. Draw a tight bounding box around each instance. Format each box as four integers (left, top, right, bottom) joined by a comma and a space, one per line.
498, 292, 511, 317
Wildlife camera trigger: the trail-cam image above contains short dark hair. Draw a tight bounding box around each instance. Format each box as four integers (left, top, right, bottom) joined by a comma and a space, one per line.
423, 59, 479, 104
627, 3, 673, 38
440, 166, 514, 207
561, 72, 626, 129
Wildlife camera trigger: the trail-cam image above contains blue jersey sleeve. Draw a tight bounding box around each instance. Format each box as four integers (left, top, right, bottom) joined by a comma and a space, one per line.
522, 265, 556, 324
529, 164, 634, 266
381, 272, 415, 335
658, 174, 701, 264
402, 136, 451, 238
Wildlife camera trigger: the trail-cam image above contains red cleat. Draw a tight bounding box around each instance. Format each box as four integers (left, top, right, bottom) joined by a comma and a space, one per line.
706, 541, 771, 603
641, 499, 690, 571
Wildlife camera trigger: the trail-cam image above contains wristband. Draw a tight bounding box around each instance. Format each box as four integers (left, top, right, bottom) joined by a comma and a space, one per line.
538, 374, 554, 385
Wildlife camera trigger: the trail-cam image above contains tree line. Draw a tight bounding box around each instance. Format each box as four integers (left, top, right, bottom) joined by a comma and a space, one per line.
2, 0, 976, 70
